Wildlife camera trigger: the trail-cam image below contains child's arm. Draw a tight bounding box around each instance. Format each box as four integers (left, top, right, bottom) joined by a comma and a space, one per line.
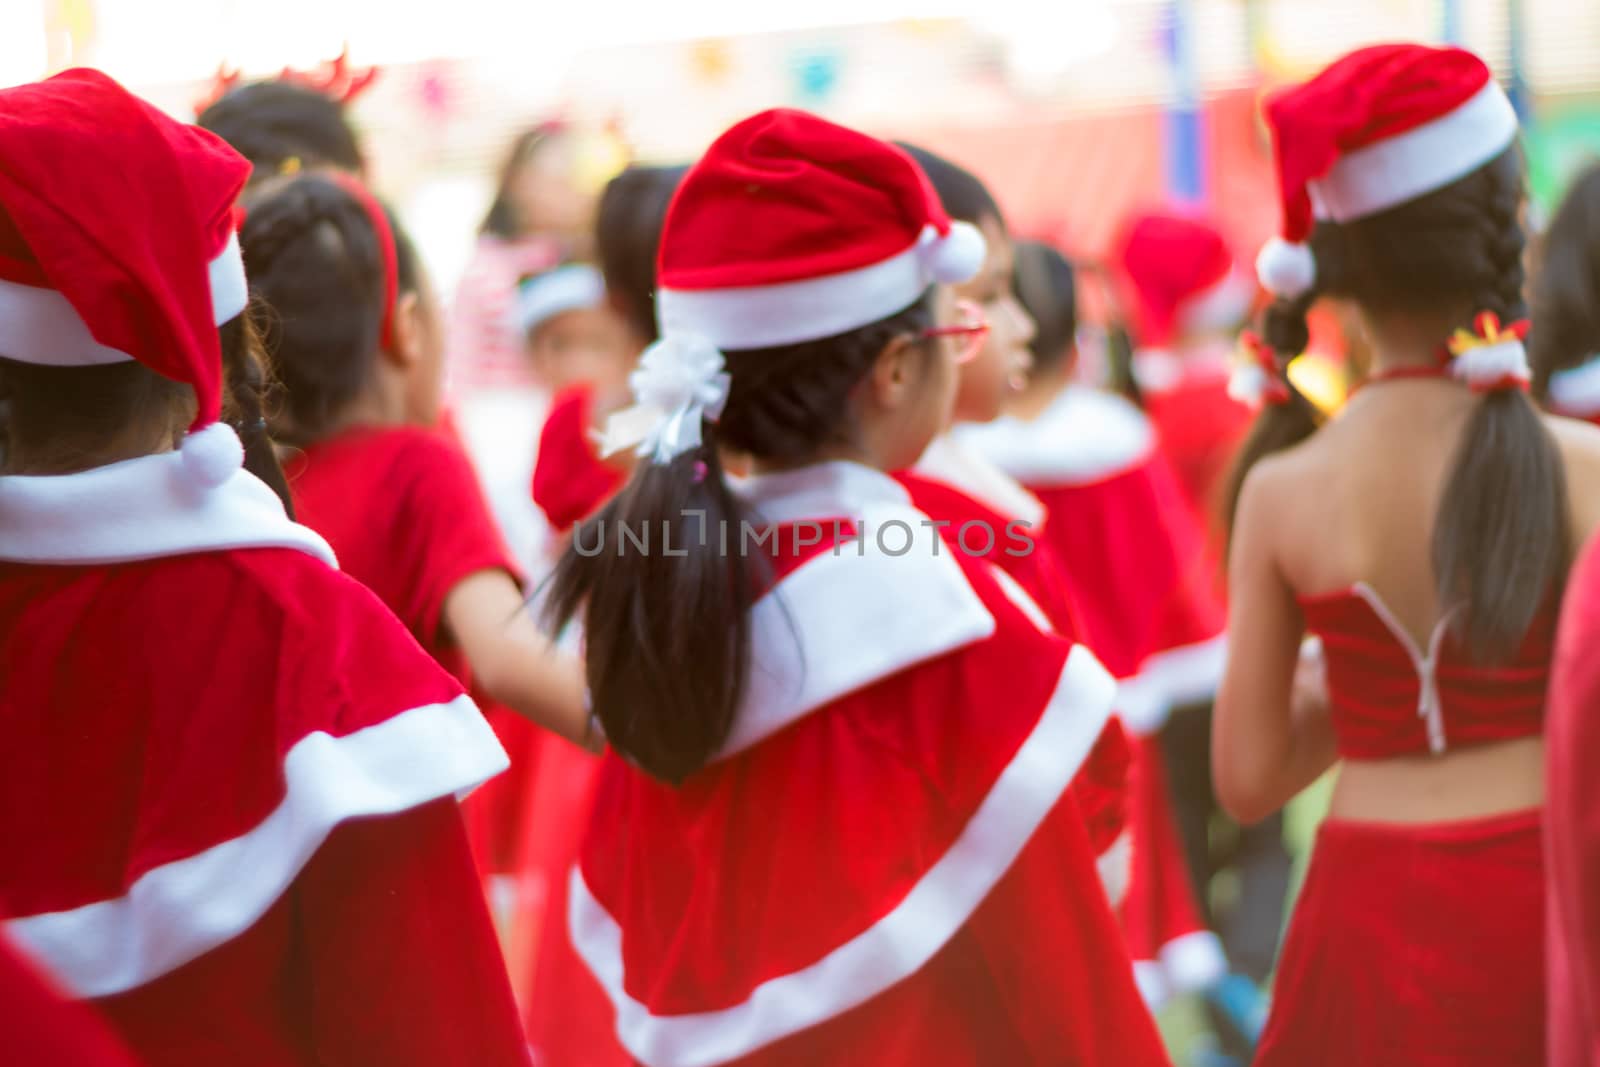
444, 569, 600, 752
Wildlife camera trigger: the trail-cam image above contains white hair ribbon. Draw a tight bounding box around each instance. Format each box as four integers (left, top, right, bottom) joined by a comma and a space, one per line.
597, 333, 731, 464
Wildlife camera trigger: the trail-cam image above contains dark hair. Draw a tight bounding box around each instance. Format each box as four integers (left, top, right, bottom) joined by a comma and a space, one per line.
0, 310, 293, 514
595, 164, 689, 343
1225, 145, 1568, 660
239, 174, 420, 445
895, 142, 1004, 228
542, 294, 936, 783
1012, 239, 1077, 375
196, 82, 363, 184
1530, 163, 1600, 396
481, 124, 566, 239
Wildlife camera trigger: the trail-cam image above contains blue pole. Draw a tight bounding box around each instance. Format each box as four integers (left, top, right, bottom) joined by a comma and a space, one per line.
1162, 0, 1207, 207
1506, 0, 1530, 120
1440, 0, 1462, 44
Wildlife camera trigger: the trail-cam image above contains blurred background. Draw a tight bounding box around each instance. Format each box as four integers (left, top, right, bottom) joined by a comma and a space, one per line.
4, 0, 1596, 301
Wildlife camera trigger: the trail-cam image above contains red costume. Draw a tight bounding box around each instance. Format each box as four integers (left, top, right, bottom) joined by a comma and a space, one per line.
0, 70, 527, 1065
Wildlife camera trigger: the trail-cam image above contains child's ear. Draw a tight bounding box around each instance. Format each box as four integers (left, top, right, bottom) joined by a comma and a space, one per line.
864, 333, 924, 412
384, 291, 424, 369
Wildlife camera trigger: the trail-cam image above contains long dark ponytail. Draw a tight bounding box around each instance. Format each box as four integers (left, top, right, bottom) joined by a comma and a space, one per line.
1226, 145, 1567, 660
542, 296, 935, 784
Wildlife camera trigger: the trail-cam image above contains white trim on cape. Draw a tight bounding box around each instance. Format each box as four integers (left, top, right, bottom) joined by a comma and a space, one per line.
6, 694, 508, 998
955, 386, 1156, 488
568, 645, 1119, 1067
1115, 632, 1229, 736
0, 447, 336, 567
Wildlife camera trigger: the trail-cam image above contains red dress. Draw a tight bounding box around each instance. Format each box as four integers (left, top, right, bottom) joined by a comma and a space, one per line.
532, 382, 627, 535
569, 461, 1169, 1066
1252, 582, 1551, 1067
0, 935, 140, 1066
284, 425, 537, 885
0, 449, 527, 1065
1134, 350, 1253, 525
1547, 532, 1600, 1066
958, 391, 1230, 1006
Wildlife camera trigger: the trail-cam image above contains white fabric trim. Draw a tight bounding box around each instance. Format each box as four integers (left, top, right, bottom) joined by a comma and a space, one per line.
657, 223, 977, 351
514, 263, 605, 337
1450, 338, 1531, 390
955, 386, 1156, 487
1176, 269, 1254, 337
0, 277, 135, 366
1097, 829, 1134, 909
720, 463, 996, 759
209, 231, 249, 325
1312, 82, 1519, 223
912, 433, 1047, 527
569, 645, 1118, 1067
1158, 929, 1228, 995
0, 237, 249, 367
1548, 358, 1600, 417
1132, 960, 1170, 1011
0, 448, 336, 567
987, 563, 1055, 635
1115, 632, 1228, 736
7, 694, 508, 998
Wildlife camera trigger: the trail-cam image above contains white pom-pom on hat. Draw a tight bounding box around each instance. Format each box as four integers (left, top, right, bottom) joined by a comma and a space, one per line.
919, 221, 987, 285
179, 422, 244, 489
1255, 237, 1317, 300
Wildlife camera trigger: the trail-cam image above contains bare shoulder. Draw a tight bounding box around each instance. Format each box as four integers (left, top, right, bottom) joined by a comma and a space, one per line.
1543, 413, 1600, 539
1232, 435, 1322, 537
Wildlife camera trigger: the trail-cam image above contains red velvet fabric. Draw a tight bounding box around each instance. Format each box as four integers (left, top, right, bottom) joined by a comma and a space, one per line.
1257, 810, 1544, 1067
0, 937, 140, 1066
532, 383, 626, 534
1299, 589, 1551, 760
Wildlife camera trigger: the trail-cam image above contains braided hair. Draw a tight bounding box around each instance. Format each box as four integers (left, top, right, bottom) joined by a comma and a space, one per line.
238, 174, 419, 446
1226, 145, 1567, 660
542, 295, 936, 784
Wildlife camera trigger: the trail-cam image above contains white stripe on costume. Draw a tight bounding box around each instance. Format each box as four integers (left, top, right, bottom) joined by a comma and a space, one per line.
1097, 830, 1134, 909
1114, 632, 1228, 736
1548, 358, 1600, 417
569, 644, 1119, 1067
6, 694, 508, 998
0, 446, 335, 567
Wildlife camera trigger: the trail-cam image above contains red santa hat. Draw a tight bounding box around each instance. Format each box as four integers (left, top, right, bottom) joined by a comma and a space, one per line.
1256, 43, 1519, 300
0, 68, 251, 486
1115, 211, 1254, 348
655, 108, 985, 350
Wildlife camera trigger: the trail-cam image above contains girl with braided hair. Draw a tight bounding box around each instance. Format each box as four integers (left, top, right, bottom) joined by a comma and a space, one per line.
1216, 44, 1600, 1065
238, 173, 597, 754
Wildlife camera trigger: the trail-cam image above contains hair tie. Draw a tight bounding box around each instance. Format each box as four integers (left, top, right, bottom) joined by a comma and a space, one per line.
596, 333, 730, 464
329, 174, 399, 350
1445, 312, 1531, 394
1228, 330, 1293, 408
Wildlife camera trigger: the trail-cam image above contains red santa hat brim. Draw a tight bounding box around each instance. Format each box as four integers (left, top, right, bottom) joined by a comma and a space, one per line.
658, 220, 984, 350
1310, 81, 1518, 224
0, 233, 246, 367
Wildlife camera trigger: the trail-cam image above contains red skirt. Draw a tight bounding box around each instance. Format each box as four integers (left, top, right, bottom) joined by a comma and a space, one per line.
1256, 808, 1544, 1067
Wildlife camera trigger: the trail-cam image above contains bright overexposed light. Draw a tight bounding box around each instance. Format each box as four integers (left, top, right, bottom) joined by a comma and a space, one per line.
971, 1, 1121, 94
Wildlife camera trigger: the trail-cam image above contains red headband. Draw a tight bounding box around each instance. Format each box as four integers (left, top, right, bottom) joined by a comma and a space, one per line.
331, 174, 398, 349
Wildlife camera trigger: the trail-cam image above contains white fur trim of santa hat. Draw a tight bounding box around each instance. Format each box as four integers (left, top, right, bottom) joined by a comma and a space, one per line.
657, 222, 986, 351
0, 235, 247, 367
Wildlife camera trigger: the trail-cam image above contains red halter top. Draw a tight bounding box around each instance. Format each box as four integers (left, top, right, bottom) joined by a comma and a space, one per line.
1298, 583, 1553, 759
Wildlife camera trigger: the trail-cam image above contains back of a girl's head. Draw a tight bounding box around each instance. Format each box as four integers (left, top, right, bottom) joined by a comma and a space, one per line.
894, 142, 1003, 229
546, 109, 981, 784
1012, 239, 1076, 374
197, 81, 363, 184
1231, 43, 1562, 661
1530, 163, 1600, 393
595, 163, 689, 344
239, 174, 418, 443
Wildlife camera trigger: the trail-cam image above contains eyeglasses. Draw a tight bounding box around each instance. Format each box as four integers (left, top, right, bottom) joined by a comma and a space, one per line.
919, 299, 990, 365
